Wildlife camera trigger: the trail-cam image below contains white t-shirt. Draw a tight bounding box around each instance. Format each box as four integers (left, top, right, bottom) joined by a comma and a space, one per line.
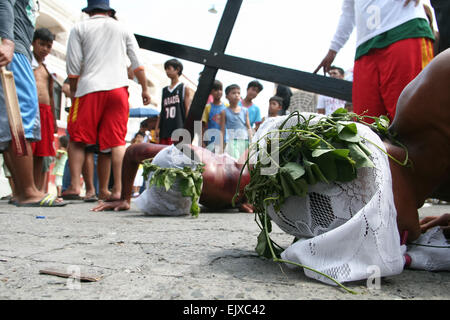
66, 15, 143, 97
330, 0, 428, 52
316, 95, 346, 115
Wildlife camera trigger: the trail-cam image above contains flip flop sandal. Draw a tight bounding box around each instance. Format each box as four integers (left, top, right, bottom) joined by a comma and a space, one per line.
15, 194, 67, 207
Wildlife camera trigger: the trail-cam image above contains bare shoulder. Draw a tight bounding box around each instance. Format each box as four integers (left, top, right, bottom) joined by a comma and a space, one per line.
392, 49, 450, 145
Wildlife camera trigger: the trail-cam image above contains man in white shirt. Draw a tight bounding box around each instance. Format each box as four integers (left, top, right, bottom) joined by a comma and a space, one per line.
314, 0, 434, 123
63, 0, 151, 202
316, 66, 347, 116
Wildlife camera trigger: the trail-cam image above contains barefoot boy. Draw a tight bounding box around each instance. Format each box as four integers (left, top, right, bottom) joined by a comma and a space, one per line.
31, 28, 57, 192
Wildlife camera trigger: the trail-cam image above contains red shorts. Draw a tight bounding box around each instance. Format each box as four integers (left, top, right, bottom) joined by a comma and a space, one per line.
31, 104, 56, 157
67, 87, 129, 151
353, 37, 434, 122
159, 137, 175, 145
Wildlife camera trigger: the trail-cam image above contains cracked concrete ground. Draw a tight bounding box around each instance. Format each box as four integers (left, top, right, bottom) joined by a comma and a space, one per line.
0, 199, 448, 300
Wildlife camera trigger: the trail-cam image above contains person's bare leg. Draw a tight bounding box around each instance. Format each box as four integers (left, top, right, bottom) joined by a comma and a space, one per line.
82, 152, 96, 198
62, 141, 85, 196
3, 142, 46, 204
32, 156, 44, 192
97, 152, 112, 201
56, 185, 62, 198
7, 176, 16, 199
42, 170, 49, 193
110, 145, 126, 201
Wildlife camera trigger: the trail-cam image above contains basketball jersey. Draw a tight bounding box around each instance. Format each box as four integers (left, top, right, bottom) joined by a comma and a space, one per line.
159, 83, 186, 139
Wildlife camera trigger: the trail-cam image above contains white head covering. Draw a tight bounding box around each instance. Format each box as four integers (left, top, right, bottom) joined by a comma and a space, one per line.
134, 145, 200, 216
252, 114, 405, 284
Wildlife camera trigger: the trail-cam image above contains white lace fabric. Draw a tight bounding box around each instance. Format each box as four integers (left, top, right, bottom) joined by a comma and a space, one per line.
252, 114, 405, 284
407, 226, 450, 271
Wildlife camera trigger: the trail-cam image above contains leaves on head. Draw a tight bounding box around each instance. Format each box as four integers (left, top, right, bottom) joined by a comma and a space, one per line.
142, 162, 205, 217
239, 109, 403, 262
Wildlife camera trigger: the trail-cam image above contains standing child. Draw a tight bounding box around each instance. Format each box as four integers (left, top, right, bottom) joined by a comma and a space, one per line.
31, 28, 57, 192
155, 58, 193, 145
52, 135, 69, 200
261, 96, 284, 124
220, 84, 252, 160
240, 80, 263, 131
201, 80, 227, 152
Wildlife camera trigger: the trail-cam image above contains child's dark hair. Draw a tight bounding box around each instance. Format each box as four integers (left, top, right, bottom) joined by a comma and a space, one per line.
269, 95, 284, 106
247, 80, 263, 92
164, 58, 183, 76
33, 28, 55, 42
212, 80, 223, 91
58, 135, 69, 148
134, 131, 145, 139
225, 84, 240, 96
330, 66, 345, 76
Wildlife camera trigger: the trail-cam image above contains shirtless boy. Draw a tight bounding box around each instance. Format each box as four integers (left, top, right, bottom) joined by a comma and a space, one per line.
31, 28, 57, 192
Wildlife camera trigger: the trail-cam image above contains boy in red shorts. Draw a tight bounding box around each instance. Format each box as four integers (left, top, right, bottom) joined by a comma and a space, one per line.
64, 0, 151, 201
31, 28, 57, 192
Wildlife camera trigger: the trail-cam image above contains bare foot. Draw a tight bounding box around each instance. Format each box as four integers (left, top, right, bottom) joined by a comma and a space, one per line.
61, 186, 81, 197
239, 202, 254, 213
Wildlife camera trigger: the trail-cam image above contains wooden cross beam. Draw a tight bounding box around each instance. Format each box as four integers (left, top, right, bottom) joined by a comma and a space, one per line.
135, 0, 352, 138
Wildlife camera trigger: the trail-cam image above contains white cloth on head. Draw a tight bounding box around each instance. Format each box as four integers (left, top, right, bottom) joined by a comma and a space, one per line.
134, 144, 200, 216
252, 114, 405, 285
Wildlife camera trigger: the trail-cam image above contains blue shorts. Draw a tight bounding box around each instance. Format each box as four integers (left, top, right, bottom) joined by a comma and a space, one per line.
0, 52, 40, 151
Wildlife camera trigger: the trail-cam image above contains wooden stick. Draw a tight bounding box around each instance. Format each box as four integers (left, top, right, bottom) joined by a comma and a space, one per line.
0, 66, 27, 156
39, 269, 102, 282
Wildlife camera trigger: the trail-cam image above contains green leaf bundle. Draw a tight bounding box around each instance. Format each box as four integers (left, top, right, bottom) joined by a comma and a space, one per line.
142, 161, 205, 217
233, 108, 409, 293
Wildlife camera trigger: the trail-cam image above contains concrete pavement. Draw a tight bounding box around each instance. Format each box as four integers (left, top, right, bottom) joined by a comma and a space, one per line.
0, 198, 448, 300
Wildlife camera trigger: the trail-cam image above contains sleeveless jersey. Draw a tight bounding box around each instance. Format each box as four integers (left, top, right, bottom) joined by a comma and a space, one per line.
159, 83, 186, 139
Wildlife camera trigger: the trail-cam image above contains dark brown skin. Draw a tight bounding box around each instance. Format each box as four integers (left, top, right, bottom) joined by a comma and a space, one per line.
387, 48, 450, 241
92, 143, 252, 212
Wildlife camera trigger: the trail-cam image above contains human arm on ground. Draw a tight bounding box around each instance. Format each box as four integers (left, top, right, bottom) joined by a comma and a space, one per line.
92, 143, 166, 211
